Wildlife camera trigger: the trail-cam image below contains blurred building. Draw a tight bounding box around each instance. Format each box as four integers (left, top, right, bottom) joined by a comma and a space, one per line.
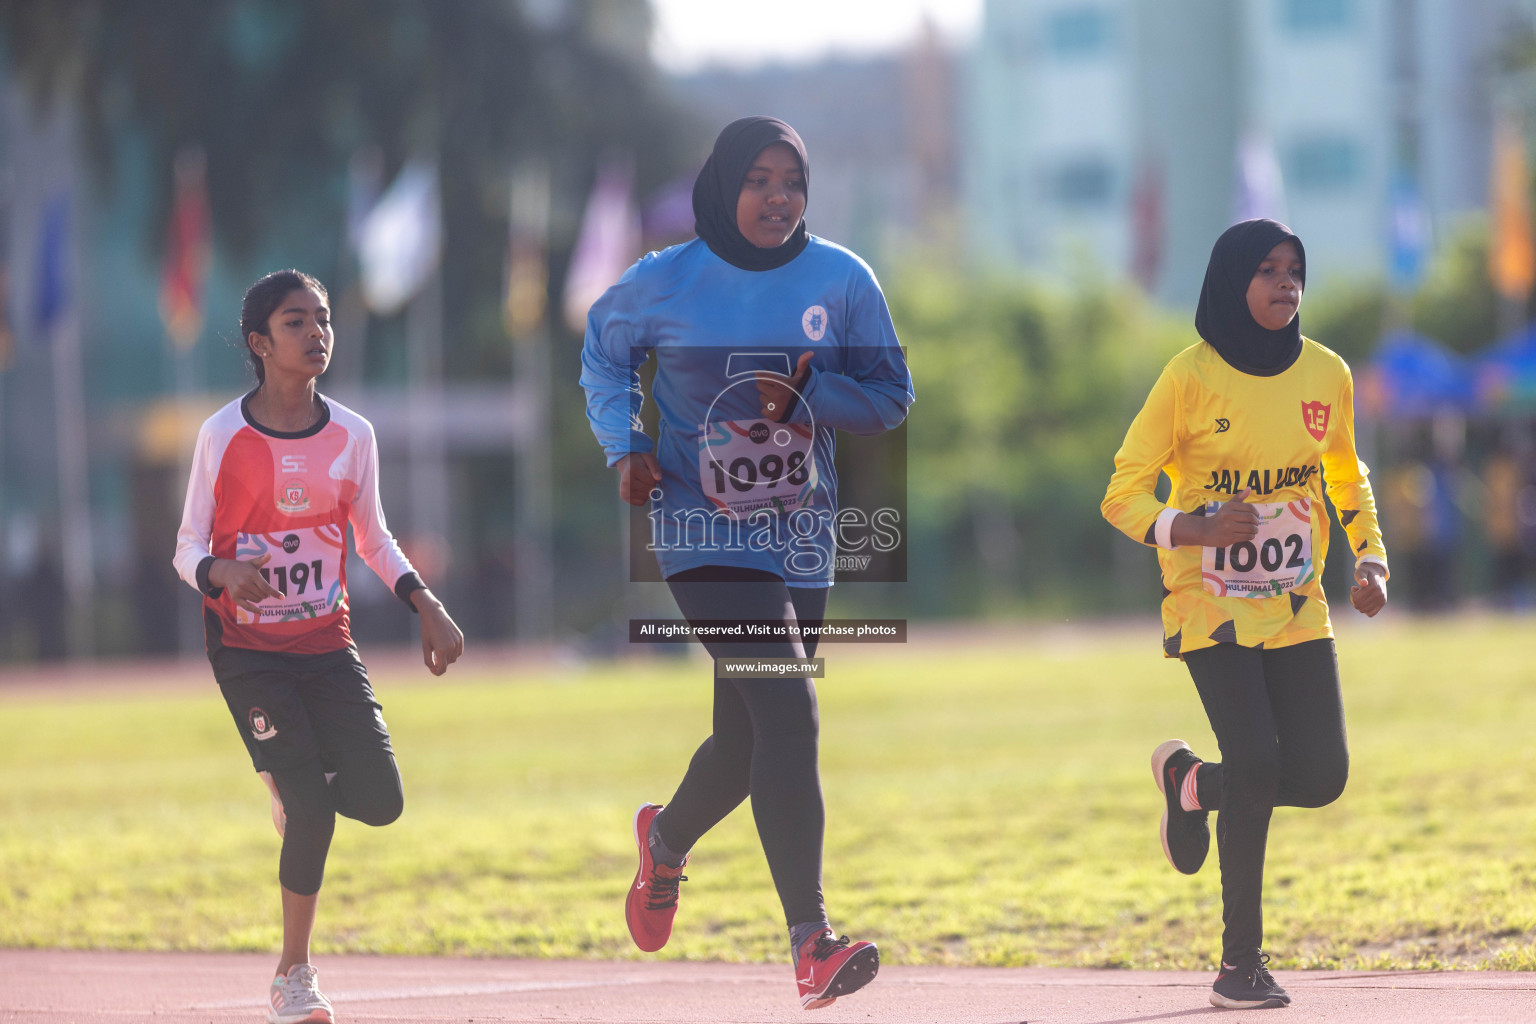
967, 0, 1536, 306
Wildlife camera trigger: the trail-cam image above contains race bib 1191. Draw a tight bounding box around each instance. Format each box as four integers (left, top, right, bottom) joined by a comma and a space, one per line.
698, 418, 818, 520
1200, 499, 1315, 598
232, 525, 346, 624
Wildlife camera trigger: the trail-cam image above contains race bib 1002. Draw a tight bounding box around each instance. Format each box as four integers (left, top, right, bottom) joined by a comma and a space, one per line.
232, 525, 347, 624
698, 418, 819, 520
1200, 499, 1316, 598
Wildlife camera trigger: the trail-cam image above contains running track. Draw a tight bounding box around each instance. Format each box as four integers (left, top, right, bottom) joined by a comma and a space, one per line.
2, 951, 1534, 1023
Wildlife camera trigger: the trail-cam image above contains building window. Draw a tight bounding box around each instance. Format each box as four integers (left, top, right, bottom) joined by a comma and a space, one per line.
1045, 6, 1110, 57
1052, 157, 1114, 207
1281, 0, 1353, 34
1286, 137, 1360, 193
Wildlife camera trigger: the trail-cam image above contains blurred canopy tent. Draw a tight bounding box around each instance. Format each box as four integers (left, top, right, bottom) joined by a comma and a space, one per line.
1361, 331, 1476, 421
1475, 325, 1536, 413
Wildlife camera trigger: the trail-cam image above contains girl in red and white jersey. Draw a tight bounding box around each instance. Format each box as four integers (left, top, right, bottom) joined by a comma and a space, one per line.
174, 269, 463, 1024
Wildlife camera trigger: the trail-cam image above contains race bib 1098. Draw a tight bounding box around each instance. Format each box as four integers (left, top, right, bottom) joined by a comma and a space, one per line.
1200, 499, 1316, 598
698, 418, 819, 520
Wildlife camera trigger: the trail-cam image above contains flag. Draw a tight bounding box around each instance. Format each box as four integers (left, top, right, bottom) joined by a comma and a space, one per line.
504, 162, 550, 338
34, 191, 70, 337
160, 146, 212, 352
0, 265, 13, 371
562, 158, 640, 335
640, 171, 698, 247
1234, 130, 1287, 224
346, 146, 383, 256
1388, 167, 1428, 292
1129, 153, 1163, 292
357, 160, 441, 317
1489, 111, 1534, 303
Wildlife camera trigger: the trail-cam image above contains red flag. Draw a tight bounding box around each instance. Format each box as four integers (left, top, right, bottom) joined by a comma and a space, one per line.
160, 147, 211, 351
1130, 154, 1163, 292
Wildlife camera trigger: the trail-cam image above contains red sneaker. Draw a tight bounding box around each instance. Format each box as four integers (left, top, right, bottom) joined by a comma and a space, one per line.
795, 928, 880, 1010
625, 803, 687, 952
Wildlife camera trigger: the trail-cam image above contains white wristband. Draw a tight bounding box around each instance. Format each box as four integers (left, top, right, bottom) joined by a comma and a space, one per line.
1153, 507, 1181, 550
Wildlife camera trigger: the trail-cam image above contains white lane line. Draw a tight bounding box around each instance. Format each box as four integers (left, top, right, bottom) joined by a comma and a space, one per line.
191, 977, 644, 1009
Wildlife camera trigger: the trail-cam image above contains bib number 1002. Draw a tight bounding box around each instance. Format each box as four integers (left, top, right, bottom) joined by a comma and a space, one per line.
708, 451, 809, 494
1210, 535, 1306, 573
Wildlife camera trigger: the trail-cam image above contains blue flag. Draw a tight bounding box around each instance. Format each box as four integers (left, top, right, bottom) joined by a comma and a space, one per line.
34, 192, 70, 338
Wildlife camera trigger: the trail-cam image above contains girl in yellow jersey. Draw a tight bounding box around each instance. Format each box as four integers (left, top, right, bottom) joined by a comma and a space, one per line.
1102, 219, 1388, 1011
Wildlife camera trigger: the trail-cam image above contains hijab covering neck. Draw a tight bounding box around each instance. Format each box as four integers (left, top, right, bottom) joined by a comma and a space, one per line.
1195, 218, 1306, 376
692, 116, 809, 272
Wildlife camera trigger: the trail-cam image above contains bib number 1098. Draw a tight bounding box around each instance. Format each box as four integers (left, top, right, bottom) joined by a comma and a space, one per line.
707, 451, 810, 493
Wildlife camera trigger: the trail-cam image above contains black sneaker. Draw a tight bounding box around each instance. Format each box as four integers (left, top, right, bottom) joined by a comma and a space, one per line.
1210, 949, 1291, 1009
1150, 739, 1210, 875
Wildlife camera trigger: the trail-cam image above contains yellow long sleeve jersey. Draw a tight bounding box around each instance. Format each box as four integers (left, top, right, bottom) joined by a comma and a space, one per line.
1102, 338, 1388, 657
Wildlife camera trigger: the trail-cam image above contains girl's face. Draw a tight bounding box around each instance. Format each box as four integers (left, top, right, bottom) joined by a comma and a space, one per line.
735, 142, 806, 249
250, 287, 332, 381
1245, 240, 1303, 331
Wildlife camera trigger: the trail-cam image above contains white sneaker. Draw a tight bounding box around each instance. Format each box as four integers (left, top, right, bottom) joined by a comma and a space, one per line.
258, 771, 286, 838
267, 963, 334, 1023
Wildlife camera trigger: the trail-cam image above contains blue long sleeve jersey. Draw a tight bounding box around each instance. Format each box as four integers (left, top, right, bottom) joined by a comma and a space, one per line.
581, 235, 914, 585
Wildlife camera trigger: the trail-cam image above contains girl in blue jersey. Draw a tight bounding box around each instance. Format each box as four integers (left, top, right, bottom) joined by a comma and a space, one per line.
581, 116, 912, 1010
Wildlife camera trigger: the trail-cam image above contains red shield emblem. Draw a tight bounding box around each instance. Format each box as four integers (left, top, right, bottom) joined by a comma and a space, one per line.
1301, 401, 1331, 441
286, 485, 304, 506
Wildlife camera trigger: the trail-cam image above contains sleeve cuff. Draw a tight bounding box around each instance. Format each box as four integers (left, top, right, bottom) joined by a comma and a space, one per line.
606, 430, 655, 468
1153, 507, 1181, 550
394, 572, 427, 610
779, 367, 815, 424
195, 556, 224, 598
1355, 553, 1389, 578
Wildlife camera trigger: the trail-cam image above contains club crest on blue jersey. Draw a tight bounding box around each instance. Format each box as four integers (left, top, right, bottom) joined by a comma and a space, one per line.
277, 478, 311, 514
802, 304, 827, 341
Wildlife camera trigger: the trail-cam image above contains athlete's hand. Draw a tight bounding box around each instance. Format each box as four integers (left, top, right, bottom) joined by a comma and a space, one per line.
755, 351, 814, 422
208, 553, 284, 613
411, 589, 464, 675
1201, 487, 1260, 547
1350, 562, 1388, 617
617, 452, 662, 506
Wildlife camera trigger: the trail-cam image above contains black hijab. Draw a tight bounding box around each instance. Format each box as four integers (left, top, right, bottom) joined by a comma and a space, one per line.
1195, 218, 1307, 376
692, 116, 810, 272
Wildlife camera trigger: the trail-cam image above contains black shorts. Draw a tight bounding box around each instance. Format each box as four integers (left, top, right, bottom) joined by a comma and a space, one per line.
211, 645, 393, 774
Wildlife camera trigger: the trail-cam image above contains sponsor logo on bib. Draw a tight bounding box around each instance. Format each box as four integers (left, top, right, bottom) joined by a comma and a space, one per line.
802, 305, 828, 341
281, 534, 301, 554
1301, 401, 1330, 441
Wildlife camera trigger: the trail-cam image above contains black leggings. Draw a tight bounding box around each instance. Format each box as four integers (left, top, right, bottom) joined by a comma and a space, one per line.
1184, 639, 1349, 960
655, 566, 829, 927
272, 750, 403, 895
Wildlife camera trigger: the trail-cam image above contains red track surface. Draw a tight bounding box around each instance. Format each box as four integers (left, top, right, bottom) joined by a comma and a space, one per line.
2, 951, 1534, 1023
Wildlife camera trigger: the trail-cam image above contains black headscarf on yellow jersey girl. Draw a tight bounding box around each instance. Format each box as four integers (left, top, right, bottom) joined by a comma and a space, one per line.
1195, 218, 1307, 376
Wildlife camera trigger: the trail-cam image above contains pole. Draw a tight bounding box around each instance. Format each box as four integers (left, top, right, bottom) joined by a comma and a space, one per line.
509, 161, 555, 643
406, 270, 450, 573
51, 303, 93, 657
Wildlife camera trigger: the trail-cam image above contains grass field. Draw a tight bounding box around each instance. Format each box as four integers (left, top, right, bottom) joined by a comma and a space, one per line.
2, 616, 1534, 971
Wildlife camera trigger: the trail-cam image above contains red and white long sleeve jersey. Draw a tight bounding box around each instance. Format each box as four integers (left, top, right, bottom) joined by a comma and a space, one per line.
174, 393, 422, 655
